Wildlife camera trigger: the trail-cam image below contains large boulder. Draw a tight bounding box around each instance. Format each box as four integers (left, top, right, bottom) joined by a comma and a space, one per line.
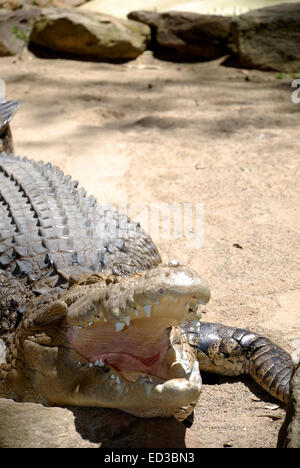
128, 10, 234, 61
0, 8, 41, 57
29, 8, 151, 61
231, 3, 300, 72
278, 363, 300, 448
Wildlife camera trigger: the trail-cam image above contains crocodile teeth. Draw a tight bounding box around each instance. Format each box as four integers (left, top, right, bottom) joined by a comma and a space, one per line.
185, 301, 198, 313
115, 321, 125, 332
125, 315, 130, 326
94, 359, 105, 367
143, 305, 152, 317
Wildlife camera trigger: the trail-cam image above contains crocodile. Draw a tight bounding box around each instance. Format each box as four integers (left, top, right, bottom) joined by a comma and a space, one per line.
0, 96, 295, 423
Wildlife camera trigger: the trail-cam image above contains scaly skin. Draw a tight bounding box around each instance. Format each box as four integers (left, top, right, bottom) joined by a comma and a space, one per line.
0, 98, 295, 422
183, 321, 293, 404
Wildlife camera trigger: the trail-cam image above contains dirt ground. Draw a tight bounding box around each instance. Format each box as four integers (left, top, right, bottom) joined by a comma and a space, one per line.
1, 49, 299, 448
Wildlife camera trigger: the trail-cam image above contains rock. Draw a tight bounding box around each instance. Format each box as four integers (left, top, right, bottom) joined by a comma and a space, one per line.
127, 10, 234, 61
231, 3, 300, 72
29, 8, 151, 61
1, 0, 88, 9
0, 397, 187, 448
277, 363, 300, 448
0, 398, 98, 448
33, 0, 87, 6
0, 8, 41, 57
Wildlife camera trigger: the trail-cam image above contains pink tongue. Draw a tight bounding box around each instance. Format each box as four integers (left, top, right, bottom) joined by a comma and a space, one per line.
94, 349, 166, 377
67, 323, 170, 379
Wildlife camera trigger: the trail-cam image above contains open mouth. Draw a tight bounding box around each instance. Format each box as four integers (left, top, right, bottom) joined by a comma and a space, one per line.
57, 263, 210, 418
67, 294, 203, 382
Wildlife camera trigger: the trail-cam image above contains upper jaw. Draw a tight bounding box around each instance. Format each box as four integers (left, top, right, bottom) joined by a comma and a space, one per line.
45, 262, 210, 329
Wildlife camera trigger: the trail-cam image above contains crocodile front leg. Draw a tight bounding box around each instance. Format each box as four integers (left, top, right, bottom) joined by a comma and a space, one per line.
182, 321, 294, 404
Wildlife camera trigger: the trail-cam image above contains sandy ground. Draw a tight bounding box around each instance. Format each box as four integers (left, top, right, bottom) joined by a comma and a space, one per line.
0, 49, 299, 448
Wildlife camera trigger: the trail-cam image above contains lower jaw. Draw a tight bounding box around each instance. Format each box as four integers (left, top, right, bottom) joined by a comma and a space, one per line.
117, 372, 202, 420
65, 342, 202, 419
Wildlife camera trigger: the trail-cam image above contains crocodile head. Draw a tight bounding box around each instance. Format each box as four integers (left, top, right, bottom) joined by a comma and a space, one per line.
4, 263, 210, 420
